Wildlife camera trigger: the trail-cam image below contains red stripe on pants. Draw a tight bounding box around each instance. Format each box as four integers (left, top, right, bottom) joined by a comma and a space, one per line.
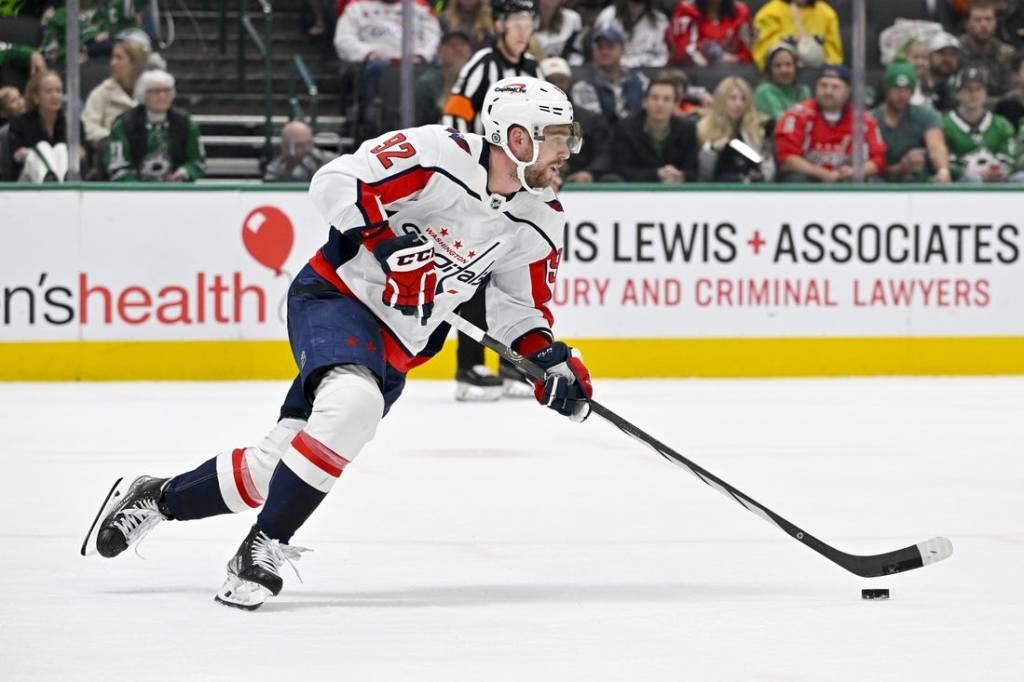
231, 448, 264, 508
291, 430, 351, 478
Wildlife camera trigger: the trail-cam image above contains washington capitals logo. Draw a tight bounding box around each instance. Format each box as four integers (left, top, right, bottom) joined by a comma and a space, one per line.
446, 127, 471, 155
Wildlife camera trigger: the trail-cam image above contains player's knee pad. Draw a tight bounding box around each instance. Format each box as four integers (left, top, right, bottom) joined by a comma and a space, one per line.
281, 364, 384, 493
215, 417, 306, 513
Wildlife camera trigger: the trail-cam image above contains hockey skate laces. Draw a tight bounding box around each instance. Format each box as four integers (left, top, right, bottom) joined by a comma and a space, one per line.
251, 534, 311, 583
110, 499, 165, 558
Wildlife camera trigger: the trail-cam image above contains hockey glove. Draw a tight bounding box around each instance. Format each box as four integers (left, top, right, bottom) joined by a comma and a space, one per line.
527, 342, 593, 422
373, 232, 437, 325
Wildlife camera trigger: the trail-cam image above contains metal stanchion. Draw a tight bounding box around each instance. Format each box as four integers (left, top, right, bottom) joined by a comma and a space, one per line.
400, 0, 414, 129
65, 0, 81, 181
850, 0, 866, 183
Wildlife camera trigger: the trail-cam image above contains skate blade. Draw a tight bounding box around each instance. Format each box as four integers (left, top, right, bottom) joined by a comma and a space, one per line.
214, 574, 273, 611
454, 383, 503, 402
80, 476, 127, 557
501, 379, 534, 398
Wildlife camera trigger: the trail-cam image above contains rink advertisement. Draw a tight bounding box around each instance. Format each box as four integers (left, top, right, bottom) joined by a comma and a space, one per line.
1, 187, 1022, 379
553, 190, 1022, 339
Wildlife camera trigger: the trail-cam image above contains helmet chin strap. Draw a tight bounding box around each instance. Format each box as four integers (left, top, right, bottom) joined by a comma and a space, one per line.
499, 139, 543, 195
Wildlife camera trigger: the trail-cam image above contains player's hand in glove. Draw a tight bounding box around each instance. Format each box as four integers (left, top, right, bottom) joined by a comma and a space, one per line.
373, 232, 437, 325
527, 342, 593, 422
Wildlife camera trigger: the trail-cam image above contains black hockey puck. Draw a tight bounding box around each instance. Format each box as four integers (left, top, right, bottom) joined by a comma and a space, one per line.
861, 588, 890, 600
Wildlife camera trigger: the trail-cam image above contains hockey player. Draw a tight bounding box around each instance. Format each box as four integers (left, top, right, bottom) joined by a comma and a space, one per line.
82, 76, 593, 610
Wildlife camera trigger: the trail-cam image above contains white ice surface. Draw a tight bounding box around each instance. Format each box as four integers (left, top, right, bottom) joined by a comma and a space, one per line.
1, 377, 1022, 681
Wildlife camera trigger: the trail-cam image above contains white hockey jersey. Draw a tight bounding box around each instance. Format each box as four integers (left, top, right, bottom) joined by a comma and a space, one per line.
307, 124, 565, 372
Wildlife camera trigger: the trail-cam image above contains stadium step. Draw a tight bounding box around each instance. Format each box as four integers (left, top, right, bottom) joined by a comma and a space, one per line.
159, 0, 354, 180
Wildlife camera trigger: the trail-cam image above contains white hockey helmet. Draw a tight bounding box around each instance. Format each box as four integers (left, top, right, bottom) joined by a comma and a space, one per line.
480, 76, 582, 194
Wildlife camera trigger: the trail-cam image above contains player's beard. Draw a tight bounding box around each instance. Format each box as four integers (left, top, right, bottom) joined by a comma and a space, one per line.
523, 159, 562, 189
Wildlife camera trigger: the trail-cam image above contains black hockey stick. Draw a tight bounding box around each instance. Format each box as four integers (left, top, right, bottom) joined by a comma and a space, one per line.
445, 313, 953, 578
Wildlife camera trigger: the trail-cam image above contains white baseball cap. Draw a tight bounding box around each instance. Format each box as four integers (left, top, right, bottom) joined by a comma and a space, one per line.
928, 33, 960, 53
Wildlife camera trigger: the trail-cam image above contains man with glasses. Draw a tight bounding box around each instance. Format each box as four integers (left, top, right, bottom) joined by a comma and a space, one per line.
263, 121, 333, 183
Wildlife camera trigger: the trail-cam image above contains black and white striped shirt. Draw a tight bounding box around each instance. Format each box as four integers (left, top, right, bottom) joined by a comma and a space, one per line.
441, 45, 540, 134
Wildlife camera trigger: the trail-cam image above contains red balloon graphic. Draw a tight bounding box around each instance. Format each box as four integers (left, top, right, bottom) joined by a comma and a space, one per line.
242, 206, 294, 276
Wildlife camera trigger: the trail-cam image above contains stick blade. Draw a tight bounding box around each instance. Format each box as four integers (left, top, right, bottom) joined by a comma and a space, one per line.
840, 536, 954, 577
917, 536, 954, 567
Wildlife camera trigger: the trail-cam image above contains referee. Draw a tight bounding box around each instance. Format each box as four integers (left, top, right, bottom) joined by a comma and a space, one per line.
443, 0, 542, 401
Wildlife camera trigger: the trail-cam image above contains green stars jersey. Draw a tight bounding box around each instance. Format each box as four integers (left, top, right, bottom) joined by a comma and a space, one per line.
942, 110, 1017, 179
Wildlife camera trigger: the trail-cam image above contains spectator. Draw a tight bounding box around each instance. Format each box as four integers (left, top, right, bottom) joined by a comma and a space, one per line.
697, 76, 772, 181
6, 70, 85, 182
922, 32, 960, 113
752, 41, 810, 124
42, 0, 149, 63
0, 85, 26, 126
660, 67, 712, 115
0, 40, 46, 76
774, 65, 886, 182
943, 67, 1018, 183
442, 0, 538, 134
958, 0, 1015, 97
751, 0, 842, 71
263, 121, 333, 183
668, 0, 753, 67
415, 31, 473, 126
82, 39, 148, 145
334, 0, 441, 118
592, 0, 670, 68
898, 37, 934, 109
570, 26, 648, 127
994, 53, 1024, 131
610, 76, 698, 182
871, 60, 951, 183
540, 56, 612, 183
105, 70, 205, 182
993, 0, 1024, 51
333, 0, 441, 63
534, 0, 584, 63
440, 0, 495, 51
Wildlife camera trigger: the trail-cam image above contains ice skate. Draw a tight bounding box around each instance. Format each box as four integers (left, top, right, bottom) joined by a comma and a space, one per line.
82, 475, 170, 557
499, 362, 534, 398
215, 524, 309, 611
455, 364, 503, 401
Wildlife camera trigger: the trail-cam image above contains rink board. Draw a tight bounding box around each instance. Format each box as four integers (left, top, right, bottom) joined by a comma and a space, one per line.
3, 336, 1024, 380
1, 184, 1022, 379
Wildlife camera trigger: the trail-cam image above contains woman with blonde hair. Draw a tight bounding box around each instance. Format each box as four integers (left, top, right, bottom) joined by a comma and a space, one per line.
6, 70, 86, 182
440, 0, 495, 51
82, 40, 149, 144
697, 75, 772, 181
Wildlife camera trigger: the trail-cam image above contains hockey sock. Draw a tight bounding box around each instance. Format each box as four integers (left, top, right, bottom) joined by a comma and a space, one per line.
162, 418, 306, 521
257, 432, 350, 543
256, 366, 384, 543
162, 458, 231, 520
